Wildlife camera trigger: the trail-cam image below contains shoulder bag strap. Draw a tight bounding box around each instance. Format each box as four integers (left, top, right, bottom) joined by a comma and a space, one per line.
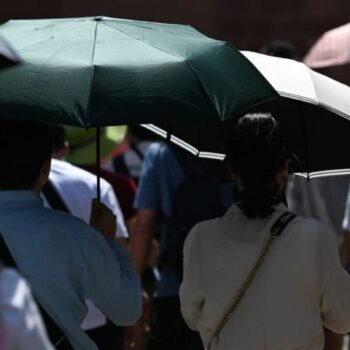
42, 180, 70, 213
0, 233, 73, 349
205, 212, 296, 350
130, 143, 145, 160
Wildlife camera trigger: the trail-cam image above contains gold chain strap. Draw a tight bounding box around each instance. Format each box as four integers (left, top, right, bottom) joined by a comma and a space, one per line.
205, 212, 295, 350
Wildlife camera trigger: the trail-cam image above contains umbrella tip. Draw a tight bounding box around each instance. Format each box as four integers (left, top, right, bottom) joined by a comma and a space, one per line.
94, 16, 104, 22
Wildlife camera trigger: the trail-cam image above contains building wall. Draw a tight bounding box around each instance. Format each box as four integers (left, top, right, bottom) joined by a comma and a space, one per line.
1, 0, 349, 58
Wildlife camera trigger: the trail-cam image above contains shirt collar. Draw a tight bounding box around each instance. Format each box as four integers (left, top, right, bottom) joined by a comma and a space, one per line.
226, 201, 289, 217
0, 190, 43, 207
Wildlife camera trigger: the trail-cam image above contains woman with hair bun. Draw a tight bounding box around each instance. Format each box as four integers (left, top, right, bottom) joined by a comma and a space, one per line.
180, 113, 350, 350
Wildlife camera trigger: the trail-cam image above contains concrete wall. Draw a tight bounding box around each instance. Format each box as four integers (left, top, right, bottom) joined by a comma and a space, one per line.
1, 0, 349, 57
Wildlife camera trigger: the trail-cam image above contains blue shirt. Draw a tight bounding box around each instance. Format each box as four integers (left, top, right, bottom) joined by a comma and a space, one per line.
135, 143, 184, 297
0, 191, 142, 350
135, 143, 234, 297
135, 143, 185, 218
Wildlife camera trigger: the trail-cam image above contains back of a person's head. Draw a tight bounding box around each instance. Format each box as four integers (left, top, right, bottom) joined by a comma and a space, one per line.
0, 119, 53, 190
224, 113, 291, 218
260, 40, 297, 59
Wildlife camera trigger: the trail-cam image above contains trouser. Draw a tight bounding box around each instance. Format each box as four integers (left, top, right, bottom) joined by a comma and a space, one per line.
147, 296, 203, 350
86, 321, 123, 350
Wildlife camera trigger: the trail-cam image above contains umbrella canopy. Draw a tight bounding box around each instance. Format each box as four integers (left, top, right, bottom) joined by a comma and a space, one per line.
303, 23, 350, 85
0, 16, 277, 127
146, 51, 350, 177
0, 36, 21, 69
304, 23, 350, 68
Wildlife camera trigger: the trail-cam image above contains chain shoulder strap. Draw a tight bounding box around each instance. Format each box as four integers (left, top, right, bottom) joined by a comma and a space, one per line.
205, 212, 296, 350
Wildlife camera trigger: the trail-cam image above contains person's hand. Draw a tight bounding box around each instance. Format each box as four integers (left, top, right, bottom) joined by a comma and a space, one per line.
89, 199, 117, 240
147, 239, 159, 268
123, 291, 151, 350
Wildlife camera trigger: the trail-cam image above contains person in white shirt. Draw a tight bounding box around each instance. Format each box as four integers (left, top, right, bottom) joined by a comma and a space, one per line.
0, 119, 141, 350
180, 113, 350, 350
0, 268, 54, 350
42, 125, 129, 349
45, 125, 128, 240
286, 174, 350, 237
340, 184, 350, 267
106, 125, 155, 184
46, 158, 128, 240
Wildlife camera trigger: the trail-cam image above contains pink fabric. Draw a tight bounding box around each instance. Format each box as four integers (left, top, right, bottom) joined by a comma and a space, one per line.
303, 23, 350, 68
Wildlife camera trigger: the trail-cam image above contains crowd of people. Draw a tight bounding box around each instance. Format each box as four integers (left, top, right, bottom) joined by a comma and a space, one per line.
1, 11, 350, 349
1, 113, 350, 350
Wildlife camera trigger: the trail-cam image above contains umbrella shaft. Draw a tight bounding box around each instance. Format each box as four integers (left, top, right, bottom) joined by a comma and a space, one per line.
96, 127, 101, 201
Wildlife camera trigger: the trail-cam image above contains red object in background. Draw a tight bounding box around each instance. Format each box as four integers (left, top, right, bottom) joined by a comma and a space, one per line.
83, 165, 137, 221
101, 137, 130, 167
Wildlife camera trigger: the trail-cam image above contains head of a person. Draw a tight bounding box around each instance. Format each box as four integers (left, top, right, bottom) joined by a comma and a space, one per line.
260, 40, 297, 59
224, 112, 292, 219
0, 119, 53, 191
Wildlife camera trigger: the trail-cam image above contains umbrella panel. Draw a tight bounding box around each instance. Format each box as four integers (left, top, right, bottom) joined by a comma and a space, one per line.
0, 36, 21, 70
0, 17, 277, 128
153, 97, 350, 174
316, 65, 350, 86
259, 99, 350, 174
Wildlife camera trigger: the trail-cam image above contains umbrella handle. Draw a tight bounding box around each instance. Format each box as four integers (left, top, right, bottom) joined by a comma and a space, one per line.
96, 126, 101, 201
296, 102, 310, 181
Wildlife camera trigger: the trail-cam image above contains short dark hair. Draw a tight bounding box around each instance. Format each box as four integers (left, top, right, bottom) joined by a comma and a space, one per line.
260, 40, 296, 59
224, 113, 291, 218
0, 119, 53, 189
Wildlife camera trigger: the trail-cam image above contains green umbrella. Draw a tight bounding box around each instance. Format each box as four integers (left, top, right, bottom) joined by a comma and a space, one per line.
0, 16, 277, 127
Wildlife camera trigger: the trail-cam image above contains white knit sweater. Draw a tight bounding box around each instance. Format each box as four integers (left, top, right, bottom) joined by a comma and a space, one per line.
180, 203, 350, 350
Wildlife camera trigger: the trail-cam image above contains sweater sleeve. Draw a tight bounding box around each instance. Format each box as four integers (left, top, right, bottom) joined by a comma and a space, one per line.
179, 224, 205, 331
317, 222, 350, 334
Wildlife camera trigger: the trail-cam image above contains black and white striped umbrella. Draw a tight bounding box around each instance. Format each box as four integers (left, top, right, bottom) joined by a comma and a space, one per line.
143, 51, 350, 179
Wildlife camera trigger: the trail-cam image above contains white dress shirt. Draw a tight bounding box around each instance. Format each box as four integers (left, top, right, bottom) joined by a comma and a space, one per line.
342, 183, 350, 231
287, 174, 350, 236
46, 158, 128, 238
0, 268, 54, 350
180, 203, 350, 350
43, 158, 129, 330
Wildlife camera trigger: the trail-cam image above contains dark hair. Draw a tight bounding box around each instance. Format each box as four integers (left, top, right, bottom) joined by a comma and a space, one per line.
224, 113, 291, 218
51, 125, 66, 153
260, 40, 296, 59
0, 119, 53, 189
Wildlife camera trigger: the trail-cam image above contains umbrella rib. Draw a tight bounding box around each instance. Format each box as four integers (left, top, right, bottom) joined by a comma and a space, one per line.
101, 21, 184, 61
182, 59, 221, 116
3, 37, 54, 53
104, 18, 202, 37
281, 92, 350, 122
318, 102, 350, 122
102, 21, 221, 115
